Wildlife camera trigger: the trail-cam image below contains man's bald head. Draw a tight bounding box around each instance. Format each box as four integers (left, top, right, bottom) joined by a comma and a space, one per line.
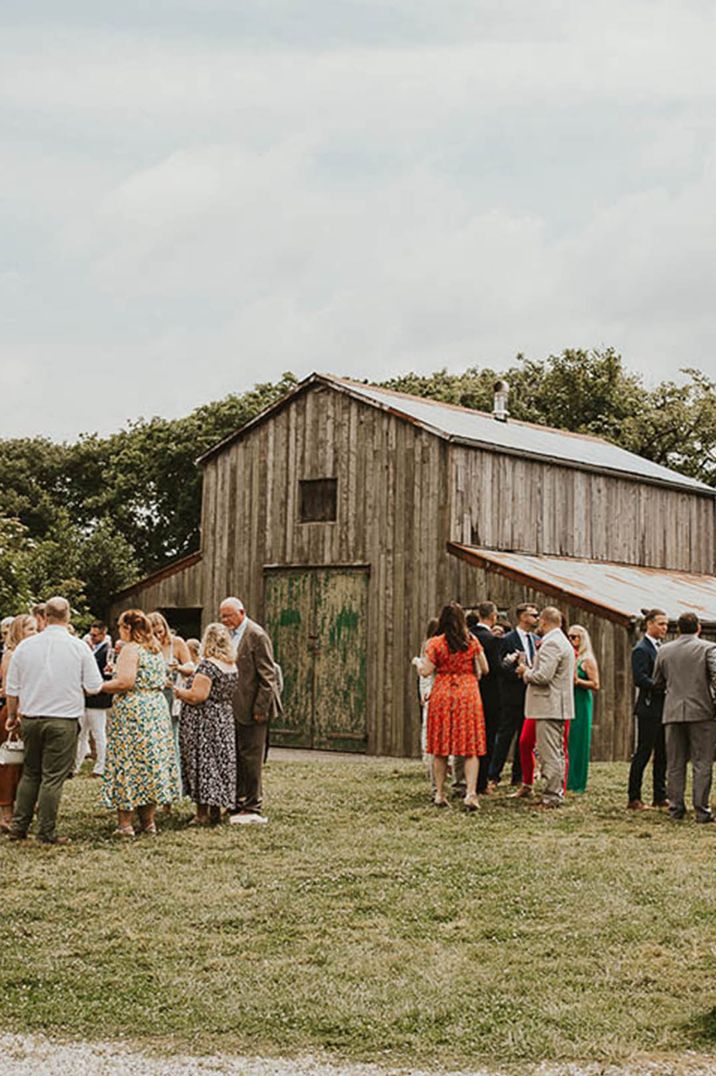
45, 597, 71, 624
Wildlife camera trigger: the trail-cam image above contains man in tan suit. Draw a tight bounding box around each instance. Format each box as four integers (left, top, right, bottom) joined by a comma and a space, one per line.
516, 606, 575, 809
653, 612, 716, 823
219, 597, 282, 826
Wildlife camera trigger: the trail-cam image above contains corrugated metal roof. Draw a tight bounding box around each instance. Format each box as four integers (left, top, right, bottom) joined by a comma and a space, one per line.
327, 376, 713, 495
449, 543, 716, 625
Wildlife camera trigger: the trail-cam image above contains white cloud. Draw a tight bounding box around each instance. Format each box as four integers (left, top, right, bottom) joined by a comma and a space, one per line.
0, 2, 715, 439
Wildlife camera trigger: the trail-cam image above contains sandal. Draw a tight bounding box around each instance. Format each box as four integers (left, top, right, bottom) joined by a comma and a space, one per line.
187, 816, 210, 827
138, 822, 157, 836
112, 825, 135, 839
464, 793, 481, 812
433, 794, 450, 808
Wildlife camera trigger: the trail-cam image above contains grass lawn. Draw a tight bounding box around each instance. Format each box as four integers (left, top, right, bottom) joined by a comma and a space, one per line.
3, 754, 716, 1071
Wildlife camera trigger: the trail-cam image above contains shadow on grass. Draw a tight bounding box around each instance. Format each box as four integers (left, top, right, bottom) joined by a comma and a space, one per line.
683, 1007, 716, 1046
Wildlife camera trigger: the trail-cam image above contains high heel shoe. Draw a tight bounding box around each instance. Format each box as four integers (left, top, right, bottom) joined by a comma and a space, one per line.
463, 793, 481, 812
433, 794, 449, 808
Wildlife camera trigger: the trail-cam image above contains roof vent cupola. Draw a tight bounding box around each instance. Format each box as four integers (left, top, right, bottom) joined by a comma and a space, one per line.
492, 380, 510, 422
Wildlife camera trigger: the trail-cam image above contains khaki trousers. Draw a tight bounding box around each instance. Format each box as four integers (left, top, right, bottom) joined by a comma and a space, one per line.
13, 717, 78, 842
535, 719, 566, 806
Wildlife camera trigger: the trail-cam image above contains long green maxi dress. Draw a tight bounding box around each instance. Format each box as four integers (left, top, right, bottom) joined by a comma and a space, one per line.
567, 660, 592, 793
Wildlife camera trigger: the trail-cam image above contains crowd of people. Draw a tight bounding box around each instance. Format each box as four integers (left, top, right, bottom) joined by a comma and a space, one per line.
0, 596, 282, 844
2, 590, 715, 843
414, 600, 716, 818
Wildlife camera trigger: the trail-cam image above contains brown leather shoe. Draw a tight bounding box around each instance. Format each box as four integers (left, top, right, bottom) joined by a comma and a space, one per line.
627, 800, 648, 811
651, 800, 669, 809
509, 784, 534, 799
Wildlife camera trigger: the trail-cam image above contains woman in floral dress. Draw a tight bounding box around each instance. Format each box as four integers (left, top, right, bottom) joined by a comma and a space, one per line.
101, 609, 180, 837
174, 623, 238, 826
414, 602, 488, 811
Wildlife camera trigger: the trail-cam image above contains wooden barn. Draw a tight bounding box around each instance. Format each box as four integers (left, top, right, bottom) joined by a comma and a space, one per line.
109, 373, 716, 760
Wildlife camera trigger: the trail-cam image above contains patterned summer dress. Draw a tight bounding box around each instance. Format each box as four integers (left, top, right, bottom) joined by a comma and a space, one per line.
102, 646, 180, 810
179, 659, 238, 807
425, 634, 487, 758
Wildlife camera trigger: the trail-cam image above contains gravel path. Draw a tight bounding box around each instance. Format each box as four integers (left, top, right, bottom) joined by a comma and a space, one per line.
1, 1036, 716, 1076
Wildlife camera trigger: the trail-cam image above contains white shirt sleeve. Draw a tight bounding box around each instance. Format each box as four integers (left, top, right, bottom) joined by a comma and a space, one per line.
4, 650, 21, 696
81, 645, 104, 695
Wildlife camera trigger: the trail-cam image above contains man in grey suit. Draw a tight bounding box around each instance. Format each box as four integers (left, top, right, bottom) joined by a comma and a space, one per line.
516, 606, 575, 809
653, 612, 716, 823
219, 597, 283, 826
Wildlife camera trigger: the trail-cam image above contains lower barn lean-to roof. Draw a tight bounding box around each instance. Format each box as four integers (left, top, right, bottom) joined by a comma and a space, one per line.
448, 544, 716, 627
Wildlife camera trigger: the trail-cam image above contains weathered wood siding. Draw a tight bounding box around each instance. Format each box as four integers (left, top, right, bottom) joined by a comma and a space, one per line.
108, 556, 204, 624
450, 445, 715, 573
199, 385, 452, 756
450, 556, 636, 761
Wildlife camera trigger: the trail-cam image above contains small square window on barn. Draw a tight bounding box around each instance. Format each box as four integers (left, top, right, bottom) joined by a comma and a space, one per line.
299, 478, 338, 523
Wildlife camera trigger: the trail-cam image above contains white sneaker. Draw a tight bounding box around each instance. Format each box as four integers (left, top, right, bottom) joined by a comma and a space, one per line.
229, 812, 268, 826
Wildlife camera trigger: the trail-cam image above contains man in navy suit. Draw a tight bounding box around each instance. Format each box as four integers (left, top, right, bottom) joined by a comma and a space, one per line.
470, 602, 503, 793
627, 608, 669, 810
488, 602, 539, 788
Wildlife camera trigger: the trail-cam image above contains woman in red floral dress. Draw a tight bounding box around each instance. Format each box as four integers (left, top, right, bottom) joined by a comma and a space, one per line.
414, 602, 488, 811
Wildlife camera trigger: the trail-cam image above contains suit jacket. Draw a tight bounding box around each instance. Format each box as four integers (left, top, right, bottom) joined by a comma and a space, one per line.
499, 628, 538, 709
85, 640, 113, 710
632, 636, 664, 720
232, 619, 283, 727
523, 628, 575, 721
652, 634, 716, 724
473, 624, 502, 716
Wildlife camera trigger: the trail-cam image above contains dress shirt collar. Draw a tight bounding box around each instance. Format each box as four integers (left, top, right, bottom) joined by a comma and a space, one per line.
231, 617, 250, 651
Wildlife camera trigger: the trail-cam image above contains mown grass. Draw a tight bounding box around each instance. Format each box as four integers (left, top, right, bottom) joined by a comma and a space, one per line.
2, 756, 716, 1070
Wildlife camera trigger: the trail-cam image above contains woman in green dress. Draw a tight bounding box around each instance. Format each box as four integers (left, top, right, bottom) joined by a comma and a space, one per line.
566, 625, 600, 793
101, 609, 180, 837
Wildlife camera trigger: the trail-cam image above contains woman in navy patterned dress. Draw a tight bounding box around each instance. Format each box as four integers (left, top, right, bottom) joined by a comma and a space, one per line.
174, 623, 238, 826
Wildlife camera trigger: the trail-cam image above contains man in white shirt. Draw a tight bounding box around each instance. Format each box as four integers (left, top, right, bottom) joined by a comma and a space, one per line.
5, 596, 103, 845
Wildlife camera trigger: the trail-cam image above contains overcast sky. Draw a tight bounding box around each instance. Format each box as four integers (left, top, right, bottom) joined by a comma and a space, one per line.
1, 1, 715, 441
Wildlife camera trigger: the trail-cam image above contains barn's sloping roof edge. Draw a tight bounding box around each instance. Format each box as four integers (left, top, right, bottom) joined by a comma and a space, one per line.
109, 550, 202, 604
448, 543, 716, 627
196, 372, 714, 496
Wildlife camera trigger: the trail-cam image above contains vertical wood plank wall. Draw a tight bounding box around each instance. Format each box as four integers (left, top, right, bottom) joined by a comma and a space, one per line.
109, 383, 715, 760
449, 446, 715, 573
109, 559, 204, 621
198, 387, 452, 757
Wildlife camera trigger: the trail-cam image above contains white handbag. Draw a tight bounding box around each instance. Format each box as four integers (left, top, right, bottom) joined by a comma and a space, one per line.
0, 735, 24, 765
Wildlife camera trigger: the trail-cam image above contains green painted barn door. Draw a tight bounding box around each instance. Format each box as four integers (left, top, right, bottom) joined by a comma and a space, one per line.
264, 570, 314, 748
312, 569, 368, 752
264, 567, 368, 751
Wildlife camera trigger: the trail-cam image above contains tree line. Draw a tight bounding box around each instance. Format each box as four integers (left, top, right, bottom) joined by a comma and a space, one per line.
1, 350, 713, 624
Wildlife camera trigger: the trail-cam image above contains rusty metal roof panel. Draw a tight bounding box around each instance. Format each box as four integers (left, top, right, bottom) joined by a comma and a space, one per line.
450, 544, 716, 624
331, 378, 713, 494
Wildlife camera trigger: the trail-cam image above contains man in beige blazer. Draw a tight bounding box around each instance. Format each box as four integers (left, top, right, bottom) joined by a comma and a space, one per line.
516, 606, 575, 808
219, 597, 283, 826
653, 612, 716, 823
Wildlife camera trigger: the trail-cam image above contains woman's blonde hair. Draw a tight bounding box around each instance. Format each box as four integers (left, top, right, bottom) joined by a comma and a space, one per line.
118, 609, 160, 652
148, 611, 172, 645
567, 624, 595, 661
6, 614, 37, 650
200, 622, 236, 664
